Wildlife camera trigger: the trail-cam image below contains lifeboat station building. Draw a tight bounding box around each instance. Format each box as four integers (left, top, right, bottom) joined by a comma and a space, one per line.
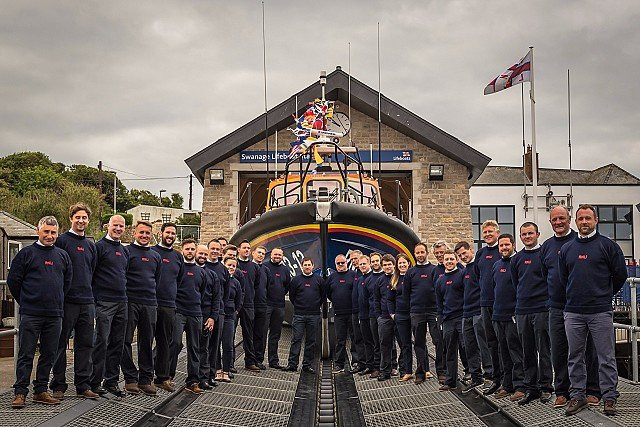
186, 67, 490, 250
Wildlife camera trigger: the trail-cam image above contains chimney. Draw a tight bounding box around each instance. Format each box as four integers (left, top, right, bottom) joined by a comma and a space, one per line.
523, 145, 539, 182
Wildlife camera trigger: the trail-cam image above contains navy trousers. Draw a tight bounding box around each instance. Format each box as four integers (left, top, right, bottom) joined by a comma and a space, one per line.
288, 314, 320, 369
91, 301, 127, 389
121, 303, 157, 385
266, 306, 285, 366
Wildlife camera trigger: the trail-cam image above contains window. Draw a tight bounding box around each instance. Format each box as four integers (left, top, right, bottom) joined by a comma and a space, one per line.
594, 205, 634, 259
161, 213, 172, 223
471, 205, 516, 251
141, 212, 151, 221
7, 241, 22, 269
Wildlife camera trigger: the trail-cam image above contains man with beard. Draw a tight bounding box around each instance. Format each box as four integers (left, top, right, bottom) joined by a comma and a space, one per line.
236, 241, 259, 371
264, 247, 291, 369
121, 221, 162, 396
356, 255, 375, 375
90, 215, 129, 398
204, 239, 226, 385
51, 204, 98, 400
366, 253, 384, 378
151, 223, 184, 392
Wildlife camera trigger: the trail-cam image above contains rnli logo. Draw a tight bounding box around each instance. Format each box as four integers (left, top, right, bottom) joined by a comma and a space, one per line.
44, 260, 54, 266
77, 246, 85, 252
578, 254, 588, 260
524, 259, 532, 265
187, 272, 194, 276
275, 273, 281, 277
339, 280, 345, 283
499, 268, 507, 273
141, 257, 149, 262
420, 274, 429, 278
115, 251, 122, 256
446, 280, 453, 285
485, 255, 493, 259
464, 274, 470, 279
304, 283, 311, 287
162, 258, 170, 263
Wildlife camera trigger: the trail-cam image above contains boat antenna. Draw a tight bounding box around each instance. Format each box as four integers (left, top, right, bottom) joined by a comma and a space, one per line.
377, 22, 382, 181
348, 41, 352, 146
261, 0, 269, 180
567, 69, 573, 208
320, 70, 327, 101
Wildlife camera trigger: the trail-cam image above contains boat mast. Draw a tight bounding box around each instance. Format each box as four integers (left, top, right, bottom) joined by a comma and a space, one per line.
261, 0, 269, 181
377, 22, 382, 181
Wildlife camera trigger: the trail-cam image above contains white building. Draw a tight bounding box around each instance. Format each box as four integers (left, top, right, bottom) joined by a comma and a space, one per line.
127, 205, 200, 224
469, 163, 640, 260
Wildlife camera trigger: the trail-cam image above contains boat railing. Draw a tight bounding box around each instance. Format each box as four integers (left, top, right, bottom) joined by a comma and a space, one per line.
238, 181, 253, 225
395, 179, 413, 226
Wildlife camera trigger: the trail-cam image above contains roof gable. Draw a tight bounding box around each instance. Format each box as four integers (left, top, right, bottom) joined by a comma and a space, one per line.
0, 211, 38, 238
185, 68, 490, 185
475, 164, 640, 186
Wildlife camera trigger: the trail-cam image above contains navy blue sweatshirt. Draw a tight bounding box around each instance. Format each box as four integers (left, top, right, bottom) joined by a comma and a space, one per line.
492, 257, 516, 321
351, 270, 361, 314
356, 270, 372, 319
373, 273, 393, 319
200, 268, 219, 319
151, 245, 184, 308
55, 231, 96, 304
93, 237, 128, 303
265, 260, 291, 308
476, 245, 501, 307
7, 243, 72, 317
432, 263, 446, 283
326, 270, 355, 316
462, 260, 481, 318
367, 271, 384, 318
559, 232, 628, 314
289, 273, 325, 315
237, 259, 257, 309
176, 262, 208, 317
126, 243, 162, 306
511, 247, 547, 314
253, 262, 269, 310
224, 276, 243, 316
388, 274, 409, 320
540, 230, 577, 309
435, 269, 464, 321
205, 260, 228, 315
404, 263, 438, 314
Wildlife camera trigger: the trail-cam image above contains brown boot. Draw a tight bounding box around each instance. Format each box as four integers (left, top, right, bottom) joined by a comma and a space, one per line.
185, 383, 204, 394
124, 383, 140, 395
77, 390, 99, 400
139, 384, 157, 396
157, 380, 175, 393
11, 394, 26, 409
510, 390, 525, 402
52, 390, 65, 400
33, 392, 61, 405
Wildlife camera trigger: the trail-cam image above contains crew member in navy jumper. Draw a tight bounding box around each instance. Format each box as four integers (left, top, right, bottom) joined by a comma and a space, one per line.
237, 240, 260, 372
219, 257, 243, 383
491, 234, 525, 402
390, 253, 413, 382
90, 215, 129, 398
559, 204, 628, 417
264, 247, 291, 369
8, 216, 72, 409
356, 255, 376, 375
404, 242, 443, 384
251, 245, 269, 370
151, 222, 184, 392
327, 254, 355, 373
50, 203, 98, 400
348, 250, 365, 373
286, 257, 325, 373
541, 206, 601, 409
121, 221, 162, 396
435, 250, 465, 391
204, 239, 226, 384
455, 241, 489, 394
169, 239, 210, 394
375, 254, 396, 381
367, 252, 385, 378
476, 220, 503, 395
510, 222, 553, 405
194, 243, 219, 390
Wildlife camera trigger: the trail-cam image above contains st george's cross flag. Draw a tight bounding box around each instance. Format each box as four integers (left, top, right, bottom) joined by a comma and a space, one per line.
484, 50, 532, 95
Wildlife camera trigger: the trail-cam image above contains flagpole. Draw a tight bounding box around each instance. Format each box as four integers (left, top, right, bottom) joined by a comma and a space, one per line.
377, 22, 382, 181
567, 69, 573, 208
262, 0, 269, 181
521, 84, 527, 217
529, 46, 539, 224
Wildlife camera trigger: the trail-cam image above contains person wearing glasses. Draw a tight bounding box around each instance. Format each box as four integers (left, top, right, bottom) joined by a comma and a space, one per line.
326, 254, 355, 373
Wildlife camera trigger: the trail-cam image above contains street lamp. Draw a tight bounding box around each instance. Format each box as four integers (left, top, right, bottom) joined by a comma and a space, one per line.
159, 189, 166, 202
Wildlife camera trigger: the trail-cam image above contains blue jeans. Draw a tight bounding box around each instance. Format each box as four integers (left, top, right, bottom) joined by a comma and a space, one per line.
14, 315, 62, 396
564, 311, 619, 401
288, 314, 320, 369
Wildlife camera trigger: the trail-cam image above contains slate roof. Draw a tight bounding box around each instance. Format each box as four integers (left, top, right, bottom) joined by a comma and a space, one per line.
475, 164, 640, 186
0, 211, 38, 238
185, 67, 491, 185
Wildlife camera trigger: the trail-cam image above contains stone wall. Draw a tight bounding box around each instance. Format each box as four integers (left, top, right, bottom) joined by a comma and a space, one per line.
200, 102, 473, 255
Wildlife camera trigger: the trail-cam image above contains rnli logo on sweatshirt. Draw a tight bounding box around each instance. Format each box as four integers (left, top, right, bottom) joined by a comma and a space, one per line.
44, 260, 54, 266
524, 259, 532, 265
339, 279, 345, 283
187, 271, 194, 276
446, 280, 453, 286
115, 251, 122, 256
141, 257, 149, 262
77, 246, 85, 252
499, 267, 507, 273
420, 274, 429, 278
275, 273, 281, 277
578, 254, 588, 260
485, 255, 493, 260
304, 283, 311, 287
464, 274, 470, 279
162, 258, 170, 263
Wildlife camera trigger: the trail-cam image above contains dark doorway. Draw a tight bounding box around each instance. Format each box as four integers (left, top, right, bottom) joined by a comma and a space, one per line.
238, 174, 269, 226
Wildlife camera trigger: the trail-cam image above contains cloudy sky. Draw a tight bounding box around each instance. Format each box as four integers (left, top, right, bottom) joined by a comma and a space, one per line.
2, 0, 639, 210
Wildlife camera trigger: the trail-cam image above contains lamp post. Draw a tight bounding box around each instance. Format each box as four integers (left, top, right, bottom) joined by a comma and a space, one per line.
159, 189, 166, 205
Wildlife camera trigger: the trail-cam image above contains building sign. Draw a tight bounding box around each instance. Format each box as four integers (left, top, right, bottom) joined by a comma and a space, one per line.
239, 150, 412, 163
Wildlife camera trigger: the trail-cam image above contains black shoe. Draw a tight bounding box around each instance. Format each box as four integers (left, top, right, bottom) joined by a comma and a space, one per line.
462, 380, 484, 395
565, 399, 588, 416
540, 392, 552, 403
207, 378, 219, 387
359, 368, 373, 376
228, 372, 234, 379
199, 381, 212, 390
302, 366, 315, 374
284, 365, 297, 372
518, 392, 542, 406
377, 374, 390, 381
92, 386, 108, 396
257, 363, 267, 371
603, 400, 617, 416
349, 365, 364, 374
269, 364, 285, 370
104, 385, 124, 398
483, 382, 501, 396
230, 368, 238, 374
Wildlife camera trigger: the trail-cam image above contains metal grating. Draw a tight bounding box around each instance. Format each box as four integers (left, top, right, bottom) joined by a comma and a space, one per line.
179, 401, 289, 426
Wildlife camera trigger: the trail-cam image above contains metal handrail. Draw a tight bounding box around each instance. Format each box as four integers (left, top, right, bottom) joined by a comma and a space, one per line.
614, 277, 639, 383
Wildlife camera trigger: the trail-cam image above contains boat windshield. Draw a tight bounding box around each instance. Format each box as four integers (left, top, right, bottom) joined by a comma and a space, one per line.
306, 179, 341, 201
347, 182, 378, 206
269, 182, 300, 208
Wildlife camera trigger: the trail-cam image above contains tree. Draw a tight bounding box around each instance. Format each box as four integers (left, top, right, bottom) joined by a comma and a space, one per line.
176, 213, 201, 225
169, 193, 183, 209
129, 189, 161, 207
